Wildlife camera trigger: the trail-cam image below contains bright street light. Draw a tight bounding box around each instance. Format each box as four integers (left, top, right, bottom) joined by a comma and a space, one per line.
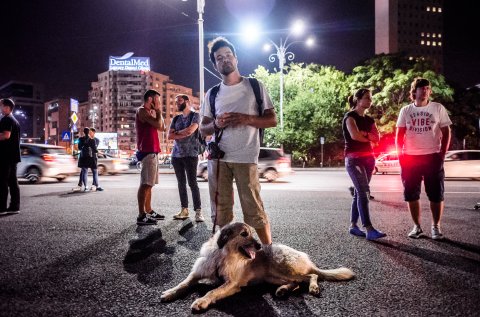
263, 20, 314, 130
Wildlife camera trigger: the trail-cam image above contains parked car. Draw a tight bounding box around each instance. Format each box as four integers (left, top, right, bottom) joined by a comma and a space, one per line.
374, 152, 400, 174
17, 143, 77, 183
374, 150, 480, 179
196, 147, 292, 182
96, 152, 130, 175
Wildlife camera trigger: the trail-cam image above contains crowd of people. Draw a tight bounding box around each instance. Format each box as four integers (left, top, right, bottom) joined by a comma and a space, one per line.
0, 37, 452, 244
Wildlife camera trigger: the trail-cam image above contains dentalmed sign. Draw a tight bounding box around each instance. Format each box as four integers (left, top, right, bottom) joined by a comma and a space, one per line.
109, 52, 150, 71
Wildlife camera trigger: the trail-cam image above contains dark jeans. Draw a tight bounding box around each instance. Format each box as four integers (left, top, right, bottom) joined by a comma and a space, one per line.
172, 156, 201, 210
0, 162, 20, 211
79, 167, 99, 187
345, 155, 375, 228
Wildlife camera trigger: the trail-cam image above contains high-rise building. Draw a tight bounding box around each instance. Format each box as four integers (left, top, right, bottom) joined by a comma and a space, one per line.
375, 0, 444, 73
44, 98, 79, 150
87, 70, 199, 152
0, 80, 45, 141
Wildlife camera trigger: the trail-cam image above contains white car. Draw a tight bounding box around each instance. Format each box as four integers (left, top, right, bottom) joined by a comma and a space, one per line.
17, 143, 77, 183
374, 150, 480, 179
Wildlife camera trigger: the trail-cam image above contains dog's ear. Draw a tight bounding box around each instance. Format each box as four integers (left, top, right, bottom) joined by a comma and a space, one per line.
217, 228, 233, 249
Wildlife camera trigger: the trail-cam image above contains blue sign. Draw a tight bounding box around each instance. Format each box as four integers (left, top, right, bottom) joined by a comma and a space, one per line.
61, 131, 71, 141
109, 52, 150, 71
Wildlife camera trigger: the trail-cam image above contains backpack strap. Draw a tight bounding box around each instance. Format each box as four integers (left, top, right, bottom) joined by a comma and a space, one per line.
247, 77, 265, 145
209, 84, 221, 119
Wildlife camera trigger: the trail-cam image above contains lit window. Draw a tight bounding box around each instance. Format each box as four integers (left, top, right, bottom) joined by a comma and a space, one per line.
439, 33, 442, 38
421, 40, 425, 45
433, 42, 437, 46
409, 56, 414, 60
438, 7, 442, 13
433, 7, 437, 12
427, 33, 430, 37
421, 32, 425, 37
438, 42, 442, 46
427, 41, 431, 46
432, 33, 436, 38
426, 6, 431, 11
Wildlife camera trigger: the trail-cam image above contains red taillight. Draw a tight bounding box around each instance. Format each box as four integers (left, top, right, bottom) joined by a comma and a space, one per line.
41, 154, 55, 162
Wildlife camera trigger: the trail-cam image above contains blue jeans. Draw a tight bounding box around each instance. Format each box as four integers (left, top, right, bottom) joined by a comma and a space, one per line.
345, 155, 375, 227
80, 167, 99, 187
172, 157, 201, 210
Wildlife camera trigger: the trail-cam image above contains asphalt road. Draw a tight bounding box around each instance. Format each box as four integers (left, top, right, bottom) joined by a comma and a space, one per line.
1, 170, 479, 316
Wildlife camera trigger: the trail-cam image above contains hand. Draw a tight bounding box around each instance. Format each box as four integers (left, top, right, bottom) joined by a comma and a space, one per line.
217, 112, 250, 128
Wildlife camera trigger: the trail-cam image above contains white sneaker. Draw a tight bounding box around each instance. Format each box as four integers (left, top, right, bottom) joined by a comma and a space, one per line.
90, 185, 97, 192
431, 225, 444, 240
72, 186, 82, 192
408, 225, 425, 239
173, 207, 189, 220
195, 209, 205, 222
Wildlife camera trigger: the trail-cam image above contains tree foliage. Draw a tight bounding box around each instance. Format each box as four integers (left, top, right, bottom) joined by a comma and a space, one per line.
252, 63, 349, 161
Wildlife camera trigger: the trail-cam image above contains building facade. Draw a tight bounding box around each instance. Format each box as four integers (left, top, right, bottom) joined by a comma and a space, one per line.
44, 98, 77, 149
0, 80, 45, 141
86, 70, 199, 153
375, 0, 444, 73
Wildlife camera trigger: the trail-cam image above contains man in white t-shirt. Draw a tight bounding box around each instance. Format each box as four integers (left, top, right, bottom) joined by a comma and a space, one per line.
396, 78, 451, 240
200, 37, 277, 248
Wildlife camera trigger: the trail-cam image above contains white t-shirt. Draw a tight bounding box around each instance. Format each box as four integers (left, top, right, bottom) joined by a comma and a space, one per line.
396, 101, 452, 155
201, 77, 274, 163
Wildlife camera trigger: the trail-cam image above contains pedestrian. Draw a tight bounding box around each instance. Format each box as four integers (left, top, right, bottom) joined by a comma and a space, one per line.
396, 77, 451, 240
72, 128, 91, 192
342, 88, 386, 240
135, 89, 166, 225
88, 128, 103, 192
199, 37, 277, 249
0, 98, 21, 215
168, 94, 205, 222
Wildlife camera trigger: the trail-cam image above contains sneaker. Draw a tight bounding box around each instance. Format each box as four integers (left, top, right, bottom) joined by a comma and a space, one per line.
137, 214, 158, 226
173, 207, 189, 220
96, 187, 104, 192
72, 186, 82, 192
147, 210, 165, 220
431, 225, 444, 240
0, 210, 7, 216
348, 186, 355, 197
90, 185, 97, 192
368, 192, 375, 200
366, 229, 386, 241
6, 207, 19, 215
349, 226, 366, 237
195, 209, 205, 222
408, 225, 425, 239
83, 188, 90, 192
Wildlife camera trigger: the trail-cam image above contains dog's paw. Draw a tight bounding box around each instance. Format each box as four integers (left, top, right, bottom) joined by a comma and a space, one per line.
191, 297, 210, 311
160, 289, 177, 302
309, 284, 321, 296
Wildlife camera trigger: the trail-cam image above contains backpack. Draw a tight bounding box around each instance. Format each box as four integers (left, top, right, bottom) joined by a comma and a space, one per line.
171, 111, 206, 154
80, 138, 93, 158
208, 77, 265, 145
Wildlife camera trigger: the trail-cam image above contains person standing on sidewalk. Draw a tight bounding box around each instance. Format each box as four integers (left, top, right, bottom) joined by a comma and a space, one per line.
0, 98, 21, 215
199, 37, 277, 249
396, 77, 451, 240
168, 94, 205, 222
135, 89, 166, 225
342, 88, 386, 240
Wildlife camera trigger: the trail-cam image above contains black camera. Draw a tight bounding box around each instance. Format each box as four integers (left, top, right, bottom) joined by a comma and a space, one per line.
207, 142, 225, 160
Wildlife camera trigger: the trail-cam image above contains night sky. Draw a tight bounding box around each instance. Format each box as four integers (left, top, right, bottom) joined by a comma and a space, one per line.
1, 0, 478, 101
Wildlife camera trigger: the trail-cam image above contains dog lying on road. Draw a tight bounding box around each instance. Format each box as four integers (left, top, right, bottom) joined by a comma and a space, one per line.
161, 222, 355, 311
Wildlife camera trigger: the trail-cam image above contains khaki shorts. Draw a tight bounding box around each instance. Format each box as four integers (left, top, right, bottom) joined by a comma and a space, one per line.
140, 153, 159, 186
208, 160, 268, 229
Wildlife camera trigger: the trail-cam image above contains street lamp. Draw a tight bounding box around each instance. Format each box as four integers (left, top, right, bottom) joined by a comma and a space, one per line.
197, 0, 205, 108
89, 106, 98, 129
263, 21, 314, 130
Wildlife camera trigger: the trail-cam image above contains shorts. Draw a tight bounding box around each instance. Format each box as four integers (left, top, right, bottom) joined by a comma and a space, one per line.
400, 153, 445, 202
140, 153, 159, 186
208, 160, 269, 229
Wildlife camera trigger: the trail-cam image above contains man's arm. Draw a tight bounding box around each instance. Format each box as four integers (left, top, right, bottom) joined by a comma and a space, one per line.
217, 108, 277, 129
138, 108, 166, 131
169, 123, 199, 140
0, 131, 11, 141
440, 126, 451, 157
395, 127, 406, 154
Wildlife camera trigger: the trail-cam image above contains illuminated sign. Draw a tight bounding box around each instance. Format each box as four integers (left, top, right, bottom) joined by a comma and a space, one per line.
95, 132, 118, 150
109, 52, 150, 71
70, 98, 78, 112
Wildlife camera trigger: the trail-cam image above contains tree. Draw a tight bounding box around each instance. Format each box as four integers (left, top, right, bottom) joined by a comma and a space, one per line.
252, 63, 349, 162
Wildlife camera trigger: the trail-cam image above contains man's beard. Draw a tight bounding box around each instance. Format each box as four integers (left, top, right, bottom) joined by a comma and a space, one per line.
178, 102, 186, 111
219, 62, 235, 76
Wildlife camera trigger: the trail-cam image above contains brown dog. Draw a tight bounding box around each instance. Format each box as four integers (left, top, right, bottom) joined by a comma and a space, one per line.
161, 222, 354, 311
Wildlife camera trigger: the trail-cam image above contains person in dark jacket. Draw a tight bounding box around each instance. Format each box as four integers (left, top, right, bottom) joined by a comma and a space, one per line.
73, 127, 101, 192
72, 128, 91, 192
0, 98, 21, 215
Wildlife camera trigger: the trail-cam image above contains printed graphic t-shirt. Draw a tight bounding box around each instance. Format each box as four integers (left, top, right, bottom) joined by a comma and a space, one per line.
396, 101, 452, 155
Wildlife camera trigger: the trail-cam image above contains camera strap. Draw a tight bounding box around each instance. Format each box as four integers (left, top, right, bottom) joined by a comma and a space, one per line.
212, 127, 223, 234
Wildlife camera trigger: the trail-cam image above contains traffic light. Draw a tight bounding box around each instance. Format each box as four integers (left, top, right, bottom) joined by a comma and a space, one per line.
73, 131, 79, 144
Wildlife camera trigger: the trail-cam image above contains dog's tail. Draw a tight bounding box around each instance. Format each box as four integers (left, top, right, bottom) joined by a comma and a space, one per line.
312, 267, 355, 281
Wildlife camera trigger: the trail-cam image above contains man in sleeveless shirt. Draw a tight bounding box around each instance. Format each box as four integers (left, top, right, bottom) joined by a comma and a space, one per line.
135, 89, 166, 225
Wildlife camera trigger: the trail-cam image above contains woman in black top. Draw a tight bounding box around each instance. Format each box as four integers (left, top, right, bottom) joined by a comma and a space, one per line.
342, 88, 386, 240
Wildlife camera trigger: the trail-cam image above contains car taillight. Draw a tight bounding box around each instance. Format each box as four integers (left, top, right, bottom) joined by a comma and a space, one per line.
276, 157, 290, 166
41, 154, 55, 162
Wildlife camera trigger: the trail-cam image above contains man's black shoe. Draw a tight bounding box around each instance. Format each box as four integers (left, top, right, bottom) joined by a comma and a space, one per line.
6, 207, 19, 214
137, 215, 158, 226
